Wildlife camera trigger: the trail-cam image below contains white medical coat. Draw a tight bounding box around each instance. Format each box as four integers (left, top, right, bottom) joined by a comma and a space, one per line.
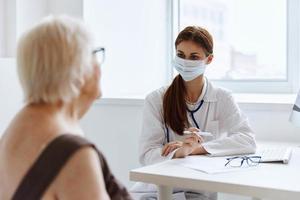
139, 80, 256, 166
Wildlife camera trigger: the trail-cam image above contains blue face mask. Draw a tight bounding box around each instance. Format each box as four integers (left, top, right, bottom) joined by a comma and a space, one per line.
173, 56, 207, 81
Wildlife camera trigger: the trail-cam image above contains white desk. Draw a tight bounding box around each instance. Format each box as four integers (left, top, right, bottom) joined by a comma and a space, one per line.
130, 143, 300, 200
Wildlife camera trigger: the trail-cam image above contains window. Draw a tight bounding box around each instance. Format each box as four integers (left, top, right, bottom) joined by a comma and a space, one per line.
175, 0, 300, 93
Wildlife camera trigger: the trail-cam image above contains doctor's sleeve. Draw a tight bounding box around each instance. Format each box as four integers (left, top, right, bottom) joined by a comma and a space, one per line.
138, 94, 175, 166
202, 91, 257, 156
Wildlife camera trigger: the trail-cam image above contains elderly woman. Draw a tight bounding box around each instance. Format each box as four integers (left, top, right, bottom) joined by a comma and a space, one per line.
0, 16, 131, 200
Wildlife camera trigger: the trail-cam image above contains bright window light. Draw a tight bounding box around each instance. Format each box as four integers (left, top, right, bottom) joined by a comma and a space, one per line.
179, 0, 287, 81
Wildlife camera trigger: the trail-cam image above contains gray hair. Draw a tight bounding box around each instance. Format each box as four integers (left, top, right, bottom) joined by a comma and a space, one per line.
17, 15, 93, 104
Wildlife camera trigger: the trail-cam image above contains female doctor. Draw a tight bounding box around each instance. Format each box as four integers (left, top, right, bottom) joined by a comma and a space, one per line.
137, 26, 256, 199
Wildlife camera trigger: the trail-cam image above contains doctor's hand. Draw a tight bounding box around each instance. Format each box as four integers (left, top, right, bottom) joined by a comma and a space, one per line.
161, 141, 183, 157
184, 127, 203, 140
184, 133, 208, 155
173, 130, 207, 158
173, 144, 194, 158
184, 131, 204, 144
174, 142, 207, 158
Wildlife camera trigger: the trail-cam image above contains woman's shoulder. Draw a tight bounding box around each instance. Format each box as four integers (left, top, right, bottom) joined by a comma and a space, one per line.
51, 134, 94, 149
52, 141, 109, 199
53, 135, 131, 199
145, 86, 168, 103
45, 134, 109, 169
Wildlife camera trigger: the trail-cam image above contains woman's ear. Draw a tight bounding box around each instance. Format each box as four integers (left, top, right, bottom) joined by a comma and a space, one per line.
206, 54, 214, 65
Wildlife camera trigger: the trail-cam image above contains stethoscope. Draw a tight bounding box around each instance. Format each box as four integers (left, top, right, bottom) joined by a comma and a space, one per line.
165, 84, 207, 143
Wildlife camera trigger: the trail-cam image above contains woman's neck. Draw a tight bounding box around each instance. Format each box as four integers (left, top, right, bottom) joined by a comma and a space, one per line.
26, 101, 80, 126
185, 76, 205, 103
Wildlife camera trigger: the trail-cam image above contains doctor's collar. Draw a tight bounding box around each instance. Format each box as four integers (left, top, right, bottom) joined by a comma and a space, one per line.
202, 79, 218, 103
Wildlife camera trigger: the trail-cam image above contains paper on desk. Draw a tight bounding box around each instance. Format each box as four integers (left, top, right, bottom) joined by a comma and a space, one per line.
133, 192, 186, 200
167, 155, 259, 174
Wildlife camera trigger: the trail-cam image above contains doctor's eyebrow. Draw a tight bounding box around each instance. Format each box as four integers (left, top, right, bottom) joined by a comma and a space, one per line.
177, 50, 200, 55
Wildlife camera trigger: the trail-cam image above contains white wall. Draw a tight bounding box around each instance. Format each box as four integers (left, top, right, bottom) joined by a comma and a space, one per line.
47, 0, 83, 18
240, 103, 300, 142
0, 0, 4, 56
15, 0, 83, 42
81, 100, 143, 187
16, 0, 48, 39
0, 0, 17, 57
83, 0, 170, 98
0, 0, 83, 58
0, 0, 48, 58
0, 59, 23, 134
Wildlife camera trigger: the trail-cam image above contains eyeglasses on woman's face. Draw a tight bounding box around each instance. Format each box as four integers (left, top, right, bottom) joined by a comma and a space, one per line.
92, 47, 105, 65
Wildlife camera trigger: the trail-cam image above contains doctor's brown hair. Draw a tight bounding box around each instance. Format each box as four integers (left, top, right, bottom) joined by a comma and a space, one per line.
163, 26, 213, 135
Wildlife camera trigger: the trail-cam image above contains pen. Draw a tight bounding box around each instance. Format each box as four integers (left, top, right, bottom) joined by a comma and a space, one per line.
183, 130, 213, 137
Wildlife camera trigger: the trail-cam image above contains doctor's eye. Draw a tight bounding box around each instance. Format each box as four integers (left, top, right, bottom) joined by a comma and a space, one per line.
177, 53, 185, 59
190, 55, 200, 60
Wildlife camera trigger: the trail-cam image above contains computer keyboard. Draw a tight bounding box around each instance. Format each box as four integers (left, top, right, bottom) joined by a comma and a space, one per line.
256, 147, 292, 164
